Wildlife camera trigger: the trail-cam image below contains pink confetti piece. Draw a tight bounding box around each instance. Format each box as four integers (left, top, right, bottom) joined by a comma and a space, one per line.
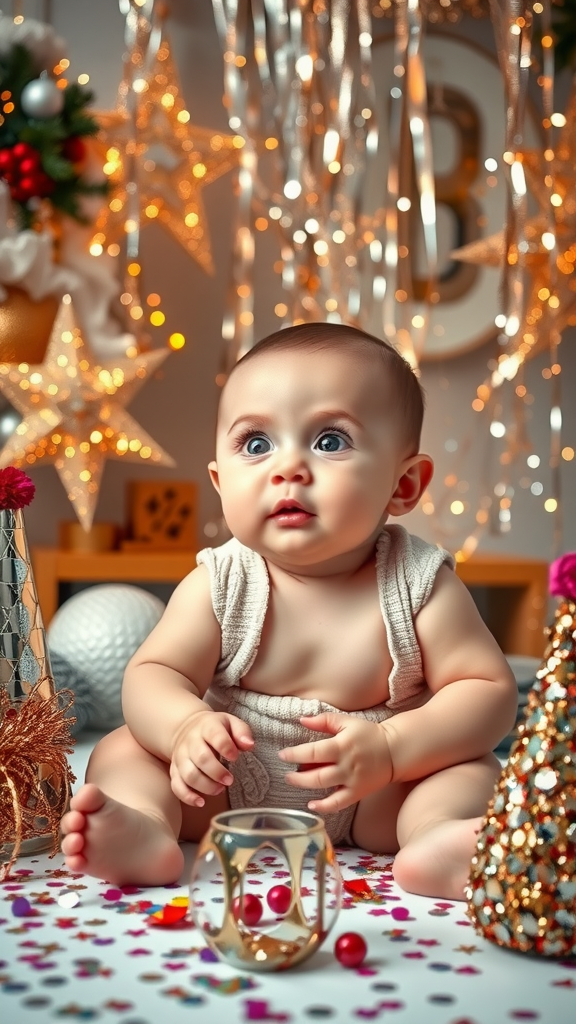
244, 999, 290, 1021
390, 907, 412, 921
102, 888, 123, 902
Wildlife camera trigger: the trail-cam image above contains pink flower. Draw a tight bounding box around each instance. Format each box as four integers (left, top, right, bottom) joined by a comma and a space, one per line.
549, 552, 576, 601
0, 467, 35, 511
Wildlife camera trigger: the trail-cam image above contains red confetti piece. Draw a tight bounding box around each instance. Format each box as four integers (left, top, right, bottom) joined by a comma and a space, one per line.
149, 905, 188, 927
343, 879, 372, 895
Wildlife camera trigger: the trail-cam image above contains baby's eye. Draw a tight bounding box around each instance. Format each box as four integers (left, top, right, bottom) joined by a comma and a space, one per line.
244, 435, 272, 456
315, 432, 350, 453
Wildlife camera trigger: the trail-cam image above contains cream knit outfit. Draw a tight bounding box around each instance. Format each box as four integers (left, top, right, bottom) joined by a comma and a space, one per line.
197, 525, 454, 845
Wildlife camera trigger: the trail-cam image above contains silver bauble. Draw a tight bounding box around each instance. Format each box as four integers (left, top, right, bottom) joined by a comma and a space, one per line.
21, 77, 64, 119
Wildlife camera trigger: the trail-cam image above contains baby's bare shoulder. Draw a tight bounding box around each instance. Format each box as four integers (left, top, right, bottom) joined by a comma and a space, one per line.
414, 565, 513, 691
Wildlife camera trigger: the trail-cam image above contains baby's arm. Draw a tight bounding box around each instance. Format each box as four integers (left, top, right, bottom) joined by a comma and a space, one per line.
381, 565, 518, 782
121, 564, 254, 805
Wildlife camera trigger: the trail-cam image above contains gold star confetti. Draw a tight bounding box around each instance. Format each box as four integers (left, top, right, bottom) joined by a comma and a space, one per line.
92, 26, 239, 273
0, 297, 174, 530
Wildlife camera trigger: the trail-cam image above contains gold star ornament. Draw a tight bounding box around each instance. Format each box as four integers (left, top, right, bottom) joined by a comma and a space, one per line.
92, 28, 240, 273
0, 297, 175, 530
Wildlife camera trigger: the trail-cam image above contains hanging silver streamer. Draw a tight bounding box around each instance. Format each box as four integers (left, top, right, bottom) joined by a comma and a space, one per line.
212, 0, 385, 369
382, 0, 438, 365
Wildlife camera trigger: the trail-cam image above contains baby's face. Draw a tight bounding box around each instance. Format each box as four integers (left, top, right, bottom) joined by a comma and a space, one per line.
209, 347, 416, 570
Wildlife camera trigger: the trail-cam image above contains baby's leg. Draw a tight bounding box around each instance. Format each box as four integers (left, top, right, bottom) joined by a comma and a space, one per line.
393, 753, 500, 900
352, 753, 500, 900
61, 726, 228, 886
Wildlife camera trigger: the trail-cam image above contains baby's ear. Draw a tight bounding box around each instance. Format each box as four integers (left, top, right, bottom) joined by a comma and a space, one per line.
207, 461, 221, 495
386, 454, 433, 517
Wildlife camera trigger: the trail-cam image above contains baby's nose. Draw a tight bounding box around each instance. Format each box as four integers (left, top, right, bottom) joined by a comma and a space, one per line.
270, 449, 312, 484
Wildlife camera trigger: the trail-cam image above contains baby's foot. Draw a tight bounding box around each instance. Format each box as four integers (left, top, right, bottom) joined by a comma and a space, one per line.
393, 817, 483, 901
60, 783, 184, 886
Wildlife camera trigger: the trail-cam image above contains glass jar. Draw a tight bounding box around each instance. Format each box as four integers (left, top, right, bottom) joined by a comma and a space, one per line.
189, 807, 342, 971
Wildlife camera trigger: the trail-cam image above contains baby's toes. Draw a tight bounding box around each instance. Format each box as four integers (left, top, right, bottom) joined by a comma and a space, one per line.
61, 809, 86, 836
61, 830, 85, 856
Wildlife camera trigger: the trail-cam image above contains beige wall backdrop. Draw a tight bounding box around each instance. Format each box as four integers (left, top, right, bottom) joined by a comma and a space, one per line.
14, 0, 576, 559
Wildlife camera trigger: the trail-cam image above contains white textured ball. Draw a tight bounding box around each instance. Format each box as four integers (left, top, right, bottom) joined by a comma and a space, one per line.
21, 77, 64, 118
47, 585, 165, 730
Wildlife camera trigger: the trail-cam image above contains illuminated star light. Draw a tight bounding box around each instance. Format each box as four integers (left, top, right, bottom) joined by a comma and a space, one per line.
0, 297, 174, 530
93, 29, 240, 273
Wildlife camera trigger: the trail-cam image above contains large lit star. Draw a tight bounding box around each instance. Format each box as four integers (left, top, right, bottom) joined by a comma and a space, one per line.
93, 28, 239, 273
453, 83, 576, 379
0, 298, 174, 530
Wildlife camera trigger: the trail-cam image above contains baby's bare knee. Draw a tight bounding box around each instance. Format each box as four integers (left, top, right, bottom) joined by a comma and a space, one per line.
87, 724, 153, 774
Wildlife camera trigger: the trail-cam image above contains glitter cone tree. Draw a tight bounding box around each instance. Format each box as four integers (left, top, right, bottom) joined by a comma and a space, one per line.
465, 553, 576, 956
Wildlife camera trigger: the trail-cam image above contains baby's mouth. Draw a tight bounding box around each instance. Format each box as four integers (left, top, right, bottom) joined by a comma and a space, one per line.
269, 501, 314, 521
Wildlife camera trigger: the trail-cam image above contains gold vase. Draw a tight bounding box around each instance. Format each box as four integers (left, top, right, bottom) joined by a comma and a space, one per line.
0, 286, 59, 365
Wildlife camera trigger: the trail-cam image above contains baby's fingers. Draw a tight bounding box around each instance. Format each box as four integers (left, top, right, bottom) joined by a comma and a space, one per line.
307, 788, 354, 814
170, 768, 207, 807
278, 738, 338, 766
285, 764, 340, 790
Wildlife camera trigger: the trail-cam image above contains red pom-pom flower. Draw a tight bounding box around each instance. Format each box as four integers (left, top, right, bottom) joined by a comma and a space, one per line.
549, 552, 576, 602
0, 467, 35, 511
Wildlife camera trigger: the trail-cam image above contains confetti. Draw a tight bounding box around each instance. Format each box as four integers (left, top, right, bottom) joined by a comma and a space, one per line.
148, 904, 188, 927
58, 893, 80, 910
11, 896, 34, 917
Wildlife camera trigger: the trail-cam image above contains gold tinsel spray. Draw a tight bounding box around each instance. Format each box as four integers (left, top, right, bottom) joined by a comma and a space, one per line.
0, 467, 75, 879
465, 553, 576, 957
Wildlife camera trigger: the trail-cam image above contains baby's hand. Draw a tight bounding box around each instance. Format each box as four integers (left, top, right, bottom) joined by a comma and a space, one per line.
279, 713, 393, 814
170, 710, 254, 807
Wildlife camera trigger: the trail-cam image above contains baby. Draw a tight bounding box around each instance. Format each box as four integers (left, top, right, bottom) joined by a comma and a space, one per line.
61, 322, 517, 899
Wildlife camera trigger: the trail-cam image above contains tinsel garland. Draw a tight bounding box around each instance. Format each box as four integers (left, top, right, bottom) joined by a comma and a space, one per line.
0, 680, 76, 880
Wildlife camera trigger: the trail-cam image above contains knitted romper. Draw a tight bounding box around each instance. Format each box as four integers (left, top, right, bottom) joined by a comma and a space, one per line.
197, 524, 454, 845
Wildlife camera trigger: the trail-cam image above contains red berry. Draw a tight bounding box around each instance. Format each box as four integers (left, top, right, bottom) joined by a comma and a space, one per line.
62, 136, 86, 164
17, 176, 38, 198
334, 931, 367, 968
266, 884, 292, 915
232, 893, 263, 927
35, 172, 55, 196
13, 141, 35, 161
0, 148, 15, 173
18, 156, 40, 175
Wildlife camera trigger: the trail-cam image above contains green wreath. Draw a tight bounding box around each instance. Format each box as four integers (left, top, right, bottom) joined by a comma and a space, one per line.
0, 42, 107, 230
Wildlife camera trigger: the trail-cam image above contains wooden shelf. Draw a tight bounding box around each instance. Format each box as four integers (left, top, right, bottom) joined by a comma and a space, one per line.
31, 547, 197, 626
31, 546, 549, 657
455, 553, 548, 658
